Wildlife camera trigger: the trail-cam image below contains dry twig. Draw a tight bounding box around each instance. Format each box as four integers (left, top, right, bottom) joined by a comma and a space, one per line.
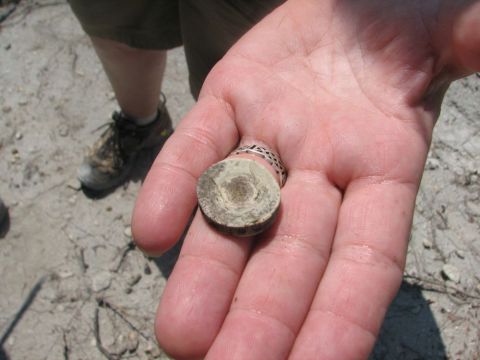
112, 241, 136, 273
404, 273, 480, 303
97, 298, 150, 341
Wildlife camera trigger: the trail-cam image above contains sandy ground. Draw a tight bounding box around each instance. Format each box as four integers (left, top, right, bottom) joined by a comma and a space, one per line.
0, 2, 479, 360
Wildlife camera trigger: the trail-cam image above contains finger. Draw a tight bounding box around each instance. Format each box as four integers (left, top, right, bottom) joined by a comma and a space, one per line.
132, 96, 238, 255
205, 170, 341, 360
452, 1, 480, 73
289, 178, 418, 360
155, 211, 253, 359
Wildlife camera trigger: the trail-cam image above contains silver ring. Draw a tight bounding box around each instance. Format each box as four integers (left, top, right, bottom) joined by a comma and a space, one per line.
232, 145, 287, 187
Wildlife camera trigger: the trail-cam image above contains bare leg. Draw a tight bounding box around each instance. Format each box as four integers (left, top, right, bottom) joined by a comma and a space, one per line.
78, 37, 172, 191
91, 36, 167, 120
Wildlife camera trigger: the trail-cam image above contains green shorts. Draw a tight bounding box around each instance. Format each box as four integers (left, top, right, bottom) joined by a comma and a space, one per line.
68, 0, 284, 98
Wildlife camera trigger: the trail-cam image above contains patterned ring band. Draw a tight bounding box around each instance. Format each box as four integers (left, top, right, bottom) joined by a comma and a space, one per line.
232, 145, 287, 187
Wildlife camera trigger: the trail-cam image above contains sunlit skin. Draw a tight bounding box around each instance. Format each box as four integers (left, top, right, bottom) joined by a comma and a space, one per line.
132, 0, 480, 359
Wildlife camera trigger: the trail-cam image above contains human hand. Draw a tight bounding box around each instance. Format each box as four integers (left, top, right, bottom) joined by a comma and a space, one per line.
132, 0, 480, 358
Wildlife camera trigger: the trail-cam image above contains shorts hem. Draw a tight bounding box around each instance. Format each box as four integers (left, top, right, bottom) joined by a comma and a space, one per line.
83, 26, 183, 50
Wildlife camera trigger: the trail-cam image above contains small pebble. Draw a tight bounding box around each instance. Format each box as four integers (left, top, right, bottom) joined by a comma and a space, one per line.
114, 333, 139, 355
58, 125, 69, 137
68, 195, 77, 205
425, 158, 440, 170
441, 264, 461, 283
126, 332, 139, 353
422, 239, 433, 249
145, 343, 154, 353
124, 226, 132, 238
58, 270, 74, 279
144, 263, 152, 275
91, 271, 112, 292
66, 179, 82, 191
145, 342, 161, 356
105, 206, 112, 212
455, 249, 465, 259
15, 132, 23, 140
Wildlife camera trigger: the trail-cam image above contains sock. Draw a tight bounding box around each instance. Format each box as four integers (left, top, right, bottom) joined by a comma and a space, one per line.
122, 111, 158, 126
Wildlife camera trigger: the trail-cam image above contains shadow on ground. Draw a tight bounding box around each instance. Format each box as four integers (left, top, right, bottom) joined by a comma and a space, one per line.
0, 348, 9, 360
0, 277, 46, 360
0, 212, 9, 239
371, 282, 446, 360
153, 238, 184, 279
150, 208, 196, 279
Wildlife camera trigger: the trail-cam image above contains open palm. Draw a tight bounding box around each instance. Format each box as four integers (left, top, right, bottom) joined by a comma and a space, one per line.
132, 1, 480, 359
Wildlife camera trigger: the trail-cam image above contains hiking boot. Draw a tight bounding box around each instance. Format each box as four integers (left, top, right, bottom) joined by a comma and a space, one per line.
78, 102, 173, 191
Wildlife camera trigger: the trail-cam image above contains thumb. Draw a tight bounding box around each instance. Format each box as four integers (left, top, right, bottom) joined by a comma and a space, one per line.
452, 1, 480, 73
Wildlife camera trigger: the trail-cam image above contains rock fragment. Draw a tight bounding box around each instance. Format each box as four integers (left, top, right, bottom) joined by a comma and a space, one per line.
425, 158, 440, 170
126, 332, 139, 353
144, 263, 152, 275
58, 125, 69, 137
91, 271, 112, 292
145, 342, 162, 357
422, 239, 433, 249
441, 264, 461, 283
66, 178, 82, 191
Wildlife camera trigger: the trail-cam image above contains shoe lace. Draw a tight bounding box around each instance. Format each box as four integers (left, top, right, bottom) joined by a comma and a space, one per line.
89, 113, 126, 170
89, 93, 167, 171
